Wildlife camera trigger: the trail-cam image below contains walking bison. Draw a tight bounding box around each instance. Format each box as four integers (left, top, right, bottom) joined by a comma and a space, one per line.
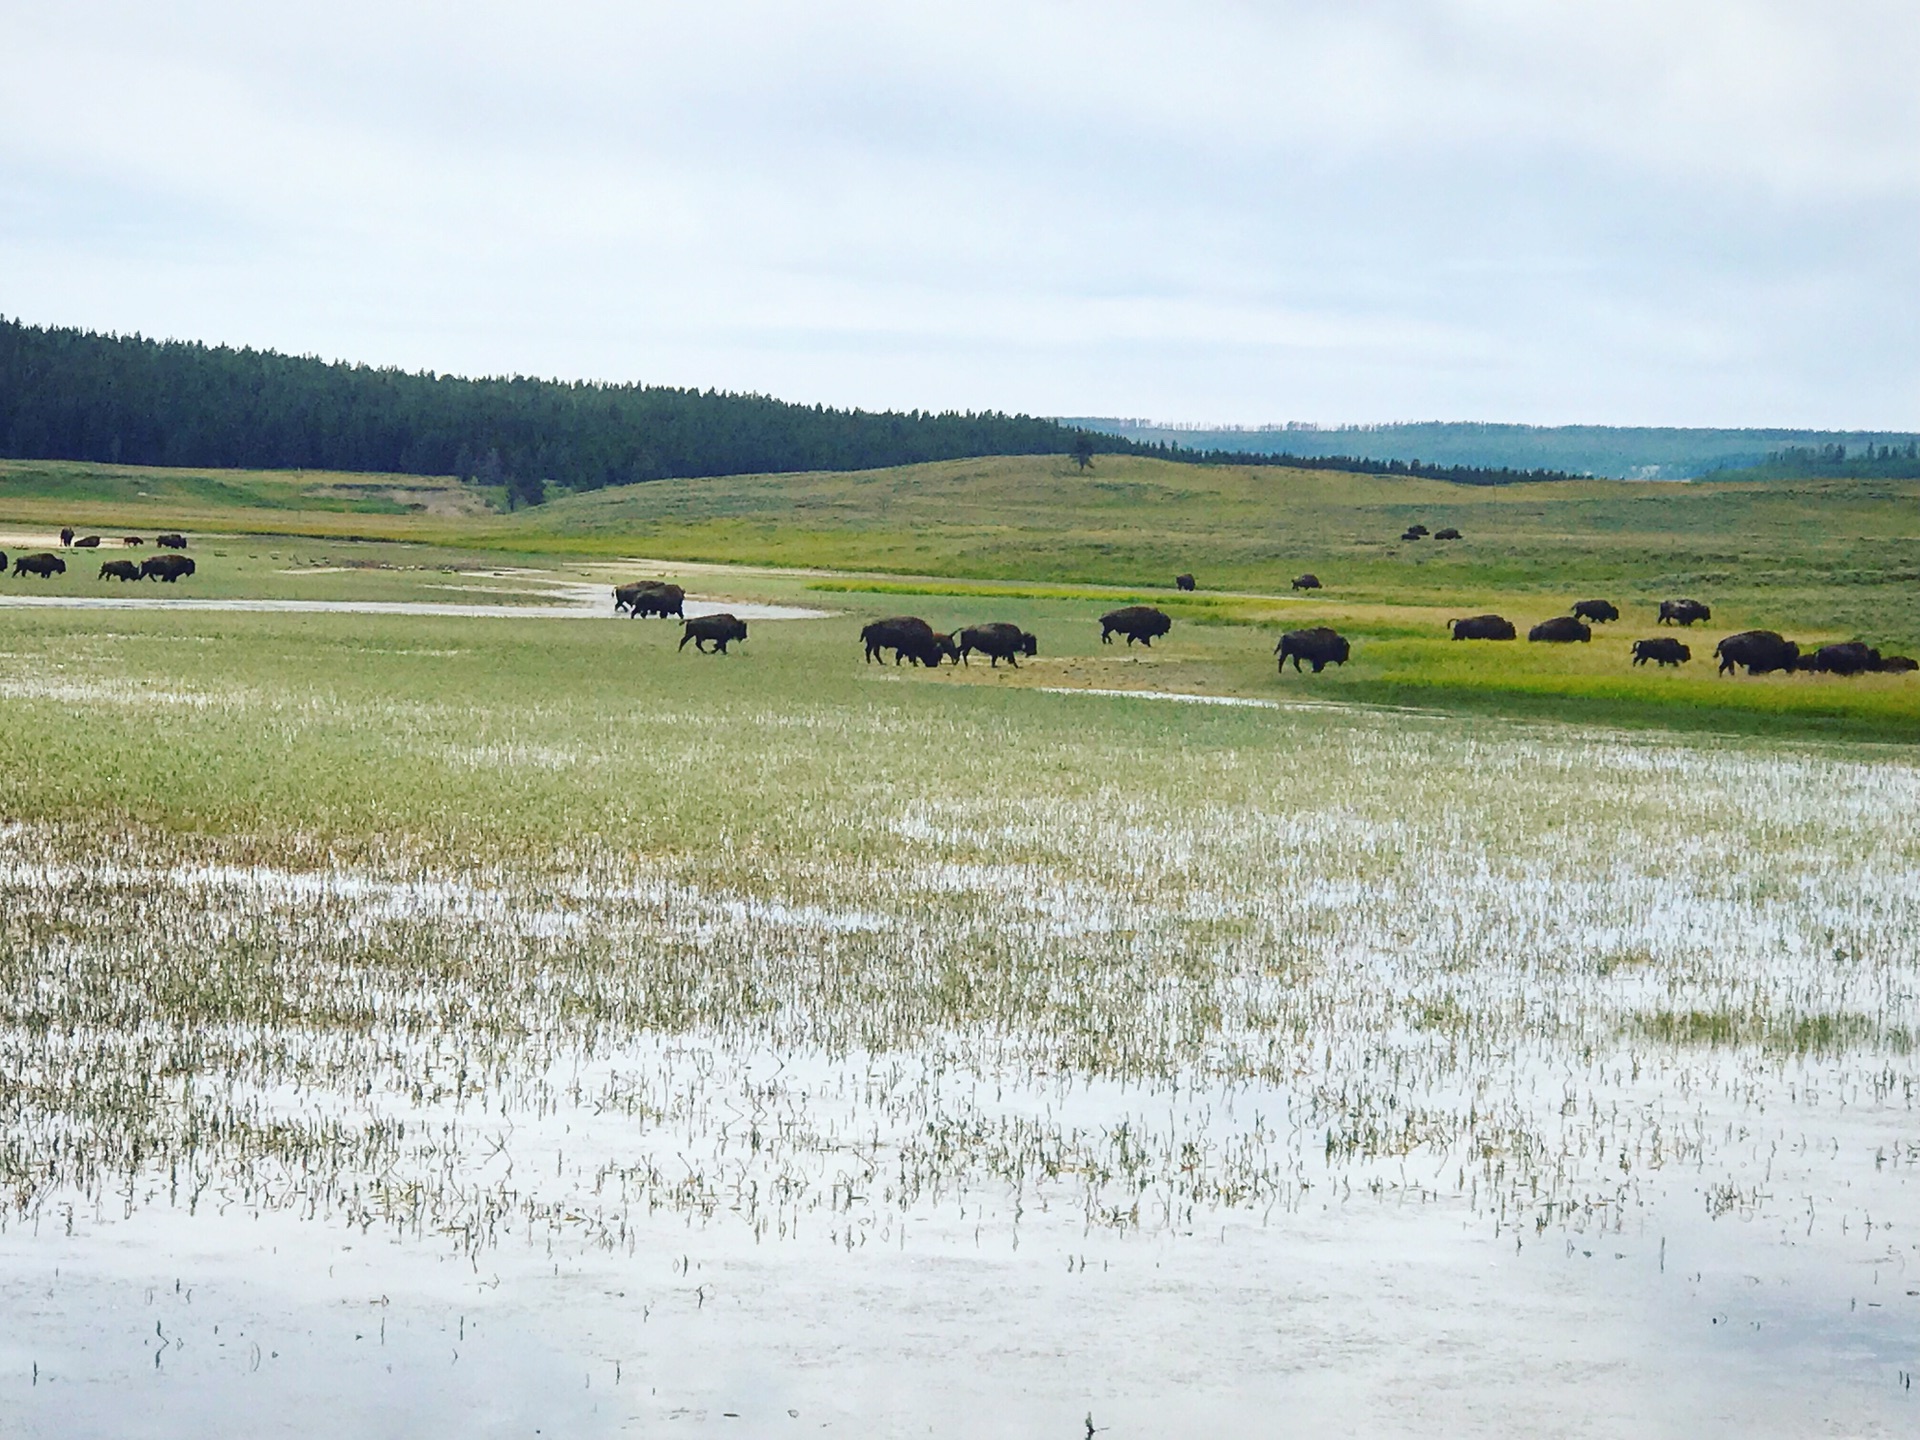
1447, 614, 1516, 641
1433, 527, 1461, 540
1100, 606, 1171, 647
1715, 630, 1799, 675
861, 616, 957, 667
1658, 599, 1711, 627
957, 623, 1037, 668
1809, 641, 1881, 676
156, 533, 188, 549
140, 554, 195, 582
1275, 626, 1350, 674
1630, 637, 1691, 667
680, 614, 747, 653
615, 581, 685, 618
13, 552, 65, 578
123, 537, 144, 547
1529, 616, 1592, 643
1571, 599, 1619, 624
98, 559, 142, 581
59, 527, 74, 548
1175, 574, 1196, 592
1291, 574, 1322, 591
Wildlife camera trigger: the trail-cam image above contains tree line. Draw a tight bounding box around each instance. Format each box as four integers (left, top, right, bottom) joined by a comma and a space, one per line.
1, 316, 1578, 498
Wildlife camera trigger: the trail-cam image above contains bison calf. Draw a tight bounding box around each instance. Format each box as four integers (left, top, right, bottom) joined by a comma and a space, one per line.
1658, 599, 1711, 626
1631, 637, 1690, 667
1175, 573, 1196, 591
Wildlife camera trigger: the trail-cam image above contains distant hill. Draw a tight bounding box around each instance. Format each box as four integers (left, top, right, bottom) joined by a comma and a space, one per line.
1068, 419, 1920, 480
0, 317, 1123, 503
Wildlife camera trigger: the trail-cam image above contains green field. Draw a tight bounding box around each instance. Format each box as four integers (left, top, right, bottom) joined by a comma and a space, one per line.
4, 453, 1917, 739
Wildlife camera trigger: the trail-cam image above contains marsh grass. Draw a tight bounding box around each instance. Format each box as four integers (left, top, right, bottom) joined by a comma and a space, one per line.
2, 609, 1916, 1257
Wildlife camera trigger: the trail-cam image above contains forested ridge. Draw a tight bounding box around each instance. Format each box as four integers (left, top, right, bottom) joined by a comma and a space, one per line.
1, 317, 1579, 498
0, 317, 1121, 503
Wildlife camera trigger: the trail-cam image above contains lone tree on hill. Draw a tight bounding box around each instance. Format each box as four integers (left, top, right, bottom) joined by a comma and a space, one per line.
1072, 434, 1095, 471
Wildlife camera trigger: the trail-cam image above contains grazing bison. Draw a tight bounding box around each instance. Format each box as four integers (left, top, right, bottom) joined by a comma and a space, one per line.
1571, 599, 1620, 624
1400, 528, 1424, 541
1715, 630, 1799, 676
1433, 527, 1462, 540
98, 559, 142, 581
1275, 626, 1350, 673
122, 536, 144, 547
1100, 606, 1171, 647
1291, 573, 1322, 591
59, 527, 74, 548
1631, 637, 1691, 667
1529, 616, 1591, 643
1447, 614, 1516, 641
1811, 641, 1881, 676
1880, 655, 1918, 673
615, 581, 685, 618
13, 552, 65, 578
1175, 573, 1196, 591
680, 613, 747, 653
861, 616, 957, 666
140, 554, 195, 582
74, 535, 101, 548
156, 533, 188, 549
957, 622, 1037, 668
1658, 599, 1711, 626
1406, 524, 1430, 537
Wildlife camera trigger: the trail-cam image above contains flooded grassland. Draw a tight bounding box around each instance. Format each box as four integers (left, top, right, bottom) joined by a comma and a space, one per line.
0, 608, 1916, 1436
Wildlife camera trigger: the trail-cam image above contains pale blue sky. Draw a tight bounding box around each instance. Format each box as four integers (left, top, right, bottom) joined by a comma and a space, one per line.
3, 1, 1916, 426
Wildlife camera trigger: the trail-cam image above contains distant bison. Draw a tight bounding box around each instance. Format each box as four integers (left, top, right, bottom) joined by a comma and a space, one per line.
957, 622, 1037, 668
1631, 637, 1691, 667
1291, 573, 1322, 591
1716, 630, 1799, 676
1175, 573, 1196, 592
59, 527, 74, 548
122, 536, 144, 547
616, 581, 685, 619
1433, 527, 1461, 541
1571, 599, 1620, 624
680, 613, 747, 653
1529, 616, 1591, 643
1275, 626, 1350, 674
98, 559, 143, 581
13, 552, 65, 578
1100, 606, 1171, 647
1448, 614, 1516, 641
1879, 655, 1918, 673
156, 533, 188, 549
1658, 599, 1711, 627
1406, 524, 1430, 537
74, 535, 101, 548
140, 554, 195, 582
861, 616, 956, 667
1810, 641, 1881, 676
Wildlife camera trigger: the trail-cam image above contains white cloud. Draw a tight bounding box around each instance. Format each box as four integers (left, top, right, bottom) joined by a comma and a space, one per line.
1, 1, 1916, 425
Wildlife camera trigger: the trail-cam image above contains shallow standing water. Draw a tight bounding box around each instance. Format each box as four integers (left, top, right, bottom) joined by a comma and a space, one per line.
1, 681, 1916, 1436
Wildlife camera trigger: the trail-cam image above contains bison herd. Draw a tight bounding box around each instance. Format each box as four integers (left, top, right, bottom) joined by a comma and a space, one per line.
9, 529, 193, 584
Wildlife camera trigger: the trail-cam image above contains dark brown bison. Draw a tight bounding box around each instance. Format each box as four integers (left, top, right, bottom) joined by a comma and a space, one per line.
1448, 614, 1516, 641
861, 616, 957, 666
680, 613, 747, 653
1810, 641, 1881, 676
140, 554, 196, 582
957, 623, 1037, 667
59, 527, 74, 548
1529, 616, 1592, 643
1716, 630, 1799, 675
98, 559, 143, 581
1879, 655, 1918, 673
1100, 606, 1171, 647
1275, 626, 1350, 673
122, 536, 144, 547
1433, 527, 1461, 540
1400, 528, 1424, 541
1631, 637, 1691, 667
156, 533, 188, 549
13, 552, 65, 578
1175, 574, 1196, 591
1571, 599, 1620, 624
74, 535, 101, 548
1291, 573, 1322, 591
616, 581, 685, 619
1659, 599, 1710, 626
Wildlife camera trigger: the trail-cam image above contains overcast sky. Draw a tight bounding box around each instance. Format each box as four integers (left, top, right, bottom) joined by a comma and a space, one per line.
3, 2, 1916, 427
